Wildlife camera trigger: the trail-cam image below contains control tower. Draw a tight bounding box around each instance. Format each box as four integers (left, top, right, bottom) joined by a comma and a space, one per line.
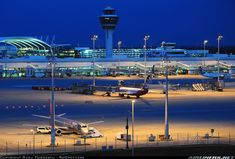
100, 7, 119, 58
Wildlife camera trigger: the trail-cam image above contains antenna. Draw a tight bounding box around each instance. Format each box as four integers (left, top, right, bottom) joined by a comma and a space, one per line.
46, 35, 49, 43
40, 35, 43, 41
51, 35, 55, 45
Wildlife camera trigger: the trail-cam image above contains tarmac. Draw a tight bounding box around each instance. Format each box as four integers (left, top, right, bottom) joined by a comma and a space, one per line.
0, 76, 235, 155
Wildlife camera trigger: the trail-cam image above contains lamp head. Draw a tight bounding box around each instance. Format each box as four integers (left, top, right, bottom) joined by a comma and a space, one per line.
144, 35, 150, 40
204, 40, 208, 44
217, 35, 223, 40
91, 35, 98, 41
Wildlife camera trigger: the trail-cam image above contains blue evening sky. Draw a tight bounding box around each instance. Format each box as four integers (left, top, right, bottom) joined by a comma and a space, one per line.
0, 0, 235, 48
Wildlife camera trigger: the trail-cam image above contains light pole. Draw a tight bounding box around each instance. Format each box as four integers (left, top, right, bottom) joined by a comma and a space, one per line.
131, 100, 135, 157
118, 41, 122, 50
217, 35, 223, 83
126, 117, 129, 150
50, 48, 56, 149
144, 35, 150, 84
30, 129, 35, 154
118, 41, 122, 70
91, 35, 98, 87
203, 40, 208, 66
163, 45, 169, 140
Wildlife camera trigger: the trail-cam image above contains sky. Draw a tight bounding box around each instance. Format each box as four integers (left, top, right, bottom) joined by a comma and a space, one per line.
0, 0, 235, 48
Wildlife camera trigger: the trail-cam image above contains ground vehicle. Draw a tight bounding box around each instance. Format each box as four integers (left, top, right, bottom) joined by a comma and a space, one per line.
116, 133, 131, 141
36, 126, 51, 134
81, 127, 103, 138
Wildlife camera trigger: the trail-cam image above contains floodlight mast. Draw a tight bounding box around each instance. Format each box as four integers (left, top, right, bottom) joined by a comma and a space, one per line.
144, 35, 150, 84
91, 35, 98, 87
118, 41, 122, 70
217, 35, 223, 83
131, 100, 135, 156
50, 47, 56, 148
203, 40, 208, 66
162, 43, 169, 140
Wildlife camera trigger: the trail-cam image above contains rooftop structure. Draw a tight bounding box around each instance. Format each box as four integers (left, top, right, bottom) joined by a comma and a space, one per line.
0, 37, 51, 57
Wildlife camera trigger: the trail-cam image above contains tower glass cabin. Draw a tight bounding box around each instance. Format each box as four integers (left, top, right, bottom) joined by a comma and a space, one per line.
99, 7, 119, 58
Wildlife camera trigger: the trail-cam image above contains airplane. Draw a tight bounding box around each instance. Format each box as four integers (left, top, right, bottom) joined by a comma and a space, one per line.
117, 83, 149, 98
102, 75, 151, 98
32, 113, 104, 138
202, 72, 231, 79
116, 65, 180, 97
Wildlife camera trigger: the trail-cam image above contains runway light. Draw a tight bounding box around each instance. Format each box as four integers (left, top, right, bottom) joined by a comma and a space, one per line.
6, 106, 9, 109
12, 106, 15, 109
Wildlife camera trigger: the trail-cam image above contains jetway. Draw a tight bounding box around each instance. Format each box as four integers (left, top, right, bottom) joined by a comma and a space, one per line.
176, 62, 200, 74
176, 62, 190, 70
135, 62, 146, 71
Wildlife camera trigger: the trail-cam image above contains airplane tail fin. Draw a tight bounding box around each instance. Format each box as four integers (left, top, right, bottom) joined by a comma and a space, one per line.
143, 65, 156, 88
143, 74, 152, 90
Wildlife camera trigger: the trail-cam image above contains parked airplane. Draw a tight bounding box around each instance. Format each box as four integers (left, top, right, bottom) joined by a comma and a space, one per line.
103, 75, 151, 98
116, 84, 149, 98
202, 72, 231, 79
32, 113, 104, 138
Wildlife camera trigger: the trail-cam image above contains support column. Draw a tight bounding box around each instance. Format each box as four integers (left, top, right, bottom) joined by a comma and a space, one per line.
105, 29, 113, 58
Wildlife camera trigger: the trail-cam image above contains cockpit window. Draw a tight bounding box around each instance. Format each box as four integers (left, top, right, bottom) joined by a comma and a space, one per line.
81, 125, 87, 128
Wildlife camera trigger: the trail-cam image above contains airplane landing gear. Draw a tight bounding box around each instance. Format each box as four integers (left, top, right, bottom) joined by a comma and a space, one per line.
119, 93, 124, 97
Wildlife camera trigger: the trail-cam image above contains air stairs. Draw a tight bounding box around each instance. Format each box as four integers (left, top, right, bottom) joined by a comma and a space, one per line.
192, 83, 205, 91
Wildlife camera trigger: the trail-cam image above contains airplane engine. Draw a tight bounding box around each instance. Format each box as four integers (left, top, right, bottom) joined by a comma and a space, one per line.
55, 129, 62, 136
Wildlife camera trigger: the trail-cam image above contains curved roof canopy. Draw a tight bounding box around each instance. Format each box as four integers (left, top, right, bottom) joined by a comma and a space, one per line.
0, 37, 51, 51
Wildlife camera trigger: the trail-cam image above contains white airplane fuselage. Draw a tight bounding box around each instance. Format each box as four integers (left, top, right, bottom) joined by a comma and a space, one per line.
55, 116, 89, 135
118, 86, 149, 98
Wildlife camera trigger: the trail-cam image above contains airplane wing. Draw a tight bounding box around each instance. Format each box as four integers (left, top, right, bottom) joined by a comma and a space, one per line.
33, 114, 77, 127
87, 121, 104, 125
22, 124, 46, 127
57, 113, 66, 117
32, 114, 50, 119
33, 113, 67, 119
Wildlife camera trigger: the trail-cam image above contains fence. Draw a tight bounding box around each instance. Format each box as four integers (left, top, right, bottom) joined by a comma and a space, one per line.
0, 132, 234, 156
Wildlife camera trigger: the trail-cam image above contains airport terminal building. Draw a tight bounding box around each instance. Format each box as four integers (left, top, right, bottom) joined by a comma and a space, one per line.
0, 36, 235, 78
1, 7, 235, 78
